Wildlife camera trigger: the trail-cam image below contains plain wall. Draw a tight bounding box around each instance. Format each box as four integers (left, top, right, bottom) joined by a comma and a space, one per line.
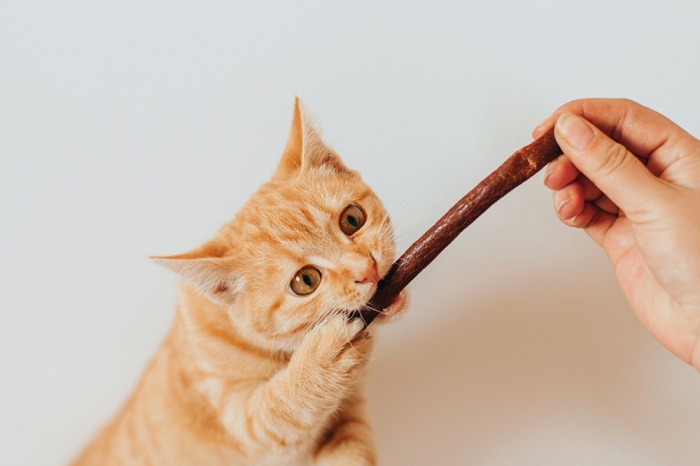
2, 1, 700, 464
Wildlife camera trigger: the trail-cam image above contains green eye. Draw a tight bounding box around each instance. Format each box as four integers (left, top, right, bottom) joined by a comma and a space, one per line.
340, 204, 366, 236
290, 266, 322, 296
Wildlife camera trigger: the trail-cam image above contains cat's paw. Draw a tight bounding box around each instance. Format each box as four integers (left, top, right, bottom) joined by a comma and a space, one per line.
315, 445, 376, 466
292, 314, 374, 390
314, 411, 377, 466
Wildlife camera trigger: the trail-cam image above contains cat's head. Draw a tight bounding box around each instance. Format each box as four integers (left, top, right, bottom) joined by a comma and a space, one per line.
154, 99, 396, 351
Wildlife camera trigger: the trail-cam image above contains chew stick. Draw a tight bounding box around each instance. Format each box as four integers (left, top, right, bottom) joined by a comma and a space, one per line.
359, 128, 561, 326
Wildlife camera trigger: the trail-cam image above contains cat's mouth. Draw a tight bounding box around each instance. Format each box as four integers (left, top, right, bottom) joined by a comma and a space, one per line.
346, 290, 406, 322
379, 291, 405, 318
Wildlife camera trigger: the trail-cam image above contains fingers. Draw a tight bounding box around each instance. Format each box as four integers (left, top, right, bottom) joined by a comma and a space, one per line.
533, 98, 683, 157
551, 112, 666, 220
548, 176, 618, 248
544, 155, 579, 190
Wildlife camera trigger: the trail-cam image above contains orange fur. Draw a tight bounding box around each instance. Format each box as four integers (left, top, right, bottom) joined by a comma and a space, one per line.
72, 99, 407, 466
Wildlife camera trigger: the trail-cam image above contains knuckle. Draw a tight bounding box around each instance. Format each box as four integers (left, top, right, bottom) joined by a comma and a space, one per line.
595, 141, 631, 179
617, 97, 636, 107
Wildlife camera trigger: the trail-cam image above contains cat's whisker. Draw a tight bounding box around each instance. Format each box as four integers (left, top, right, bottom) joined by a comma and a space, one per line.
384, 167, 490, 249
383, 174, 435, 220
387, 207, 458, 246
383, 186, 441, 241
362, 304, 382, 315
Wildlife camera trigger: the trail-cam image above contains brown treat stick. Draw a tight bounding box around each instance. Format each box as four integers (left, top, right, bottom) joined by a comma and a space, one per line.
358, 128, 561, 326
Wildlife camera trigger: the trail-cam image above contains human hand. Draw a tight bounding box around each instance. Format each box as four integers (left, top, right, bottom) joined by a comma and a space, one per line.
533, 98, 700, 371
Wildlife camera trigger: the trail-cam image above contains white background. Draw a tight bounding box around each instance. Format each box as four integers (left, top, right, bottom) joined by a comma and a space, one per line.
2, 1, 700, 465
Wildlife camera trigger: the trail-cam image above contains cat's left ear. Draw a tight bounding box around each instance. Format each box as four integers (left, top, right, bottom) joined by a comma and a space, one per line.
151, 243, 241, 304
273, 97, 349, 180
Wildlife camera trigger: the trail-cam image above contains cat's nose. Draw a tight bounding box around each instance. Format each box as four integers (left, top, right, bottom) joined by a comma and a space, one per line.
354, 258, 379, 284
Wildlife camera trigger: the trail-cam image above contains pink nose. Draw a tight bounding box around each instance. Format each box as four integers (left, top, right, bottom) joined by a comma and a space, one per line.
355, 260, 379, 284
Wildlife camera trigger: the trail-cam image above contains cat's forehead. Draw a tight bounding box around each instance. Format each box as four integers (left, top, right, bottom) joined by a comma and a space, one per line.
234, 173, 378, 252
279, 182, 367, 230
280, 171, 373, 215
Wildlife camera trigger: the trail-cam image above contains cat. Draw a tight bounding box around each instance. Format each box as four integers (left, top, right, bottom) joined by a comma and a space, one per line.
72, 99, 407, 466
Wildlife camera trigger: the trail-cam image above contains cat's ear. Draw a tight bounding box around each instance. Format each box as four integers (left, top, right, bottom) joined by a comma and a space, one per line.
151, 242, 241, 304
273, 97, 348, 180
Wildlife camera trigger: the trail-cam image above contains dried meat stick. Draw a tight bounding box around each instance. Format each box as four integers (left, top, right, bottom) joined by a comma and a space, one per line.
358, 128, 562, 326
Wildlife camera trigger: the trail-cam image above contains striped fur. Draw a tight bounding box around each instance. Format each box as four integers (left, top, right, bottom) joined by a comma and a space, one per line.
72, 100, 407, 465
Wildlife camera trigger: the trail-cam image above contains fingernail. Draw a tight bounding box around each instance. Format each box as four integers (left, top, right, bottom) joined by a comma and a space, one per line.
543, 158, 558, 185
555, 191, 571, 217
532, 119, 548, 138
556, 113, 595, 151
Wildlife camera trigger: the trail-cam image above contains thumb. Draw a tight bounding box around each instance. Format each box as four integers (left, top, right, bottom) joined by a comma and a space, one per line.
554, 112, 664, 217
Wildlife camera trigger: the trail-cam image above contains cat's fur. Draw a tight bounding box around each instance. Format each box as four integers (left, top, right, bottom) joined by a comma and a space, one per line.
73, 100, 406, 466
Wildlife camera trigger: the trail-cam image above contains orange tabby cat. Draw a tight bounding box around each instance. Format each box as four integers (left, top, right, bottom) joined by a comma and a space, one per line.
72, 99, 407, 466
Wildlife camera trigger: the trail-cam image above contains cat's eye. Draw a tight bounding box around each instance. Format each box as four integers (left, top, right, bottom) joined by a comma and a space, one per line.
339, 204, 366, 236
290, 266, 322, 296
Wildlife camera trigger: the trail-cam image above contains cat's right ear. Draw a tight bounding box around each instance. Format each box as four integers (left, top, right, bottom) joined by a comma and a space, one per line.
274, 97, 304, 178
273, 97, 348, 180
151, 244, 241, 305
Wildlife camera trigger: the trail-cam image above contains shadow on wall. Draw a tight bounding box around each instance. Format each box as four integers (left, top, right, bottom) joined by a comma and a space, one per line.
366, 261, 697, 465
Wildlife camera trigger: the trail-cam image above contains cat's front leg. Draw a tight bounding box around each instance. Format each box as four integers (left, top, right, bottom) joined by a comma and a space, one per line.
222, 314, 373, 455
314, 393, 377, 466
